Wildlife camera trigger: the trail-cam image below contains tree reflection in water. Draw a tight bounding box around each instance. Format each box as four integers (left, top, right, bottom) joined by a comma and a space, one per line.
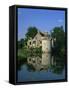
17, 52, 65, 75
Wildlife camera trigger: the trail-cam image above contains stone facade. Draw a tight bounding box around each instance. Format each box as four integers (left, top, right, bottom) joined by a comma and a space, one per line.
27, 31, 54, 52
27, 53, 52, 71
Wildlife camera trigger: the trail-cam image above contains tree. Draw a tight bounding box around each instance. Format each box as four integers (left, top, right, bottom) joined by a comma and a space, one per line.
25, 27, 38, 39
18, 39, 24, 49
51, 55, 65, 74
51, 26, 65, 54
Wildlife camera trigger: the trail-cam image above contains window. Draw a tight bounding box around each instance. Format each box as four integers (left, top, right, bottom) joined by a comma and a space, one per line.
33, 60, 35, 63
29, 42, 31, 45
29, 58, 31, 61
33, 41, 36, 44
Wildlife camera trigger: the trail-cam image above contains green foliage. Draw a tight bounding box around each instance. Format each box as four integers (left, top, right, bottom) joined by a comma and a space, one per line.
51, 55, 65, 74
18, 47, 42, 60
25, 27, 38, 39
18, 39, 24, 49
18, 27, 38, 49
51, 26, 65, 54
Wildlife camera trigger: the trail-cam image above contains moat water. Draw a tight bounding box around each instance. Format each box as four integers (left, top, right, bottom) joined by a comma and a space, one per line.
17, 53, 65, 82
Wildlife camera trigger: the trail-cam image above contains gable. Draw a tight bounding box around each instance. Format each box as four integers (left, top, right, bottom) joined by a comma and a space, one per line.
33, 32, 42, 40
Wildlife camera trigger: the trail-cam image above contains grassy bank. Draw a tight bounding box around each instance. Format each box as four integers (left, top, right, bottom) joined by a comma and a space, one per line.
18, 47, 42, 60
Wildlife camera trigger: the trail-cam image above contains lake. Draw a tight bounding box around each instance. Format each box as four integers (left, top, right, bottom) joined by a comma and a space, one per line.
17, 53, 65, 82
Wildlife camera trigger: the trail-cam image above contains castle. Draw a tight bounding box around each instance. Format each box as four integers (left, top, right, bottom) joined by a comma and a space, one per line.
27, 31, 54, 52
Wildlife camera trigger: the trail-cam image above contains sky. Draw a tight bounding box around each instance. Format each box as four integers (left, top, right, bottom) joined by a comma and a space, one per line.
18, 8, 65, 40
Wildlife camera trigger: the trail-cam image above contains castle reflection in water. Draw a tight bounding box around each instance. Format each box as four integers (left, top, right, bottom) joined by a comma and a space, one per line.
27, 53, 56, 71
17, 52, 65, 82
